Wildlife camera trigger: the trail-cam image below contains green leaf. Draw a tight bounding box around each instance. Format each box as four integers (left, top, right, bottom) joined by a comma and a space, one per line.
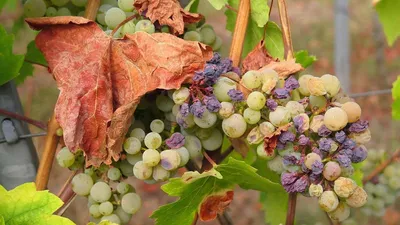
0, 25, 24, 86
208, 0, 228, 10
392, 76, 400, 120
184, 0, 200, 13
375, 0, 400, 46
252, 158, 288, 225
15, 40, 48, 84
294, 50, 317, 68
351, 168, 364, 187
250, 0, 269, 27
0, 182, 75, 225
0, 215, 4, 225
225, 1, 283, 59
151, 158, 283, 225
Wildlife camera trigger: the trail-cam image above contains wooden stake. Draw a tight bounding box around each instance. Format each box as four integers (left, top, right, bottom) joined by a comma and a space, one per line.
35, 114, 59, 190
277, 0, 294, 60
36, 0, 100, 191
229, 0, 250, 67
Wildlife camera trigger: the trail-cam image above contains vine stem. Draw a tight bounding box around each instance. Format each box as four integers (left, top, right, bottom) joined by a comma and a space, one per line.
0, 108, 47, 130
285, 193, 297, 225
111, 13, 139, 36
363, 149, 400, 184
56, 170, 79, 215
36, 0, 100, 191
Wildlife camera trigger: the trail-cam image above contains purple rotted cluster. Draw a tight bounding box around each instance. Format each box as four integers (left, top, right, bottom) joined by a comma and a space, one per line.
227, 89, 244, 102
165, 133, 185, 149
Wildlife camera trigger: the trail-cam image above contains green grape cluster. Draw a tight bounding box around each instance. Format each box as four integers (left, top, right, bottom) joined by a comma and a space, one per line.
183, 22, 223, 51
360, 150, 400, 218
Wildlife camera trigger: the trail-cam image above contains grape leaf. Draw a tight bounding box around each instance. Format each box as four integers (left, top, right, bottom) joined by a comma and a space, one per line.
0, 25, 24, 86
253, 158, 288, 225
0, 182, 75, 225
151, 158, 284, 225
375, 0, 400, 46
294, 50, 317, 68
134, 0, 203, 35
250, 0, 269, 27
225, 0, 283, 59
208, 0, 228, 10
184, 0, 199, 12
15, 41, 48, 84
392, 76, 400, 120
26, 17, 212, 167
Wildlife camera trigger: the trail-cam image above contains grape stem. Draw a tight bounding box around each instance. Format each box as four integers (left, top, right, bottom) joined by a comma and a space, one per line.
224, 4, 238, 13
24, 59, 48, 68
363, 149, 400, 184
111, 13, 140, 37
203, 150, 217, 167
0, 108, 47, 130
285, 193, 297, 225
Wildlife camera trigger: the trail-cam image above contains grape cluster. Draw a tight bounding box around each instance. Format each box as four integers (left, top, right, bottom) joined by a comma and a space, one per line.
359, 150, 400, 218
23, 0, 223, 51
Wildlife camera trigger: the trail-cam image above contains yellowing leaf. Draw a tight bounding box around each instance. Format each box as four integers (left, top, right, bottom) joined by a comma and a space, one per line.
0, 183, 75, 225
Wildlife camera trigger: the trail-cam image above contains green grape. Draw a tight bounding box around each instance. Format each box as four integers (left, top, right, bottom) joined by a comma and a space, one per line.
199, 25, 216, 45
185, 23, 197, 31
172, 104, 180, 116
341, 102, 361, 123
71, 173, 94, 196
56, 147, 75, 168
259, 121, 275, 137
160, 150, 181, 171
124, 137, 141, 154
193, 110, 217, 128
165, 112, 177, 123
130, 128, 145, 142
107, 167, 121, 181
323, 107, 348, 131
211, 36, 222, 51
267, 155, 285, 174
101, 0, 117, 6
389, 177, 400, 190
242, 70, 262, 90
135, 19, 155, 34
319, 191, 339, 212
218, 102, 234, 119
269, 106, 291, 127
243, 108, 261, 125
156, 95, 174, 112
68, 151, 84, 171
323, 162, 342, 181
150, 119, 165, 133
152, 164, 170, 182
213, 77, 237, 102
195, 127, 213, 140
309, 96, 327, 111
126, 152, 142, 166
133, 161, 152, 180
90, 182, 112, 203
24, 0, 46, 17
119, 160, 134, 177
116, 182, 132, 195
172, 87, 190, 105
384, 165, 396, 178
176, 147, 190, 167
105, 7, 126, 29
333, 177, 357, 198
260, 68, 279, 94
88, 195, 97, 207
56, 7, 72, 16
144, 132, 162, 149
115, 206, 132, 224
321, 74, 341, 97
183, 31, 202, 42
298, 74, 313, 96
328, 202, 350, 222
97, 4, 112, 25
285, 101, 305, 118
90, 204, 102, 218
201, 129, 222, 151
346, 186, 367, 208
121, 193, 141, 214
142, 149, 161, 167
176, 112, 196, 128
247, 91, 266, 110
161, 26, 170, 33
118, 0, 134, 11
121, 21, 136, 35
99, 201, 114, 216
256, 142, 276, 160
71, 0, 87, 7
374, 184, 388, 197
45, 7, 57, 17
77, 11, 85, 17
184, 135, 203, 160
196, 17, 205, 27
50, 0, 69, 7
101, 214, 121, 224
371, 198, 385, 211
222, 114, 247, 138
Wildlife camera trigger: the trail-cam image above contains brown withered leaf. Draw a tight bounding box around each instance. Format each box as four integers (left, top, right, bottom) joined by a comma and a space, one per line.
242, 40, 278, 73
26, 16, 212, 167
263, 123, 292, 155
260, 59, 304, 79
134, 0, 202, 35
199, 190, 234, 221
